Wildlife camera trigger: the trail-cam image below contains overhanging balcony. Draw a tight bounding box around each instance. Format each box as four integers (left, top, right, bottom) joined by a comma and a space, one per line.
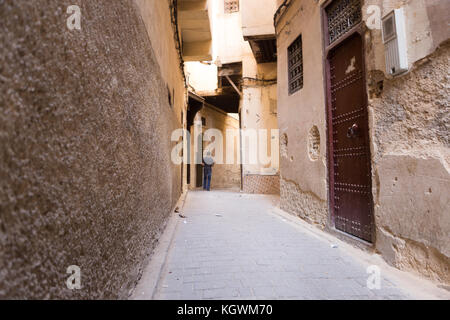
241, 0, 278, 63
179, 0, 213, 61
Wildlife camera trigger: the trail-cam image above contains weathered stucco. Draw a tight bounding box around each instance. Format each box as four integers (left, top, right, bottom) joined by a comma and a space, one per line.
368, 41, 450, 283
363, 0, 450, 73
0, 0, 183, 299
280, 177, 328, 227
241, 55, 279, 171
135, 0, 189, 193
276, 0, 328, 224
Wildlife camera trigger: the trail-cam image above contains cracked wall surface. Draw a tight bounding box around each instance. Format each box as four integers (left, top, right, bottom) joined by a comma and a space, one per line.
280, 177, 328, 228
0, 0, 184, 299
368, 41, 450, 284
377, 226, 450, 284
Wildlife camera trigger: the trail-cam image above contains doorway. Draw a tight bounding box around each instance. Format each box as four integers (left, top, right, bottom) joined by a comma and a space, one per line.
324, 0, 374, 242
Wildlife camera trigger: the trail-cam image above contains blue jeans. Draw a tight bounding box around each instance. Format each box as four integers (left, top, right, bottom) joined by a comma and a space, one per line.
203, 169, 212, 191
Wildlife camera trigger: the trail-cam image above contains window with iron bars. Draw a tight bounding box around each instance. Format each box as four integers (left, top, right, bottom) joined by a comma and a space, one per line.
288, 34, 303, 95
326, 0, 362, 44
224, 0, 239, 13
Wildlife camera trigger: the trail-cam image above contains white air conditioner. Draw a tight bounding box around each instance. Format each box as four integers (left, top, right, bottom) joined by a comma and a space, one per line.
382, 8, 408, 76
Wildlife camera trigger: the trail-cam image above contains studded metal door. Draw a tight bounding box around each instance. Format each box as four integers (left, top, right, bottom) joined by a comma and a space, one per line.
328, 33, 373, 241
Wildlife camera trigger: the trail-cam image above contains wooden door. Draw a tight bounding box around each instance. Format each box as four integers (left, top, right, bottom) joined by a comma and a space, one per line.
328, 33, 373, 242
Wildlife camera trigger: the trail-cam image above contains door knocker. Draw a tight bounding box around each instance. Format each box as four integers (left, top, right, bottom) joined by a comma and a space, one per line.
347, 123, 360, 138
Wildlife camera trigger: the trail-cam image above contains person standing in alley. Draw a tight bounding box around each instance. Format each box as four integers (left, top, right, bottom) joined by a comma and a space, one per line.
202, 151, 214, 191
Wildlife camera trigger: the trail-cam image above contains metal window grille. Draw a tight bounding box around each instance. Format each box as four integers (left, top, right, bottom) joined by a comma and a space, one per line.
326, 0, 362, 44
224, 0, 239, 13
288, 35, 303, 95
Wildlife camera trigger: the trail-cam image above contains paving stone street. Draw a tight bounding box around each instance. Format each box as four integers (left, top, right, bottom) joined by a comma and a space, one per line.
138, 190, 440, 300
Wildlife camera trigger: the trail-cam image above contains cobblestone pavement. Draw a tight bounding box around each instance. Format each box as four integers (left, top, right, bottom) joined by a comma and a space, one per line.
152, 191, 415, 300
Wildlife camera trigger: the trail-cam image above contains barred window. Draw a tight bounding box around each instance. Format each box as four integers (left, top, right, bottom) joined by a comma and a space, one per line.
224, 0, 239, 13
326, 0, 362, 44
288, 35, 303, 95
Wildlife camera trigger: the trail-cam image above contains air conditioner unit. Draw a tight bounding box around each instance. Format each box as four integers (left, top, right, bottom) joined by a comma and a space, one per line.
382, 8, 408, 76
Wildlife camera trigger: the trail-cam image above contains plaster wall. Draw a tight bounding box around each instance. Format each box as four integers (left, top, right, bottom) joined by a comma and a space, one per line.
185, 61, 218, 92
276, 0, 328, 225
362, 0, 450, 74
135, 0, 187, 119
241, 78, 279, 175
362, 0, 450, 283
214, 1, 250, 64
0, 0, 184, 298
135, 0, 188, 193
241, 0, 277, 38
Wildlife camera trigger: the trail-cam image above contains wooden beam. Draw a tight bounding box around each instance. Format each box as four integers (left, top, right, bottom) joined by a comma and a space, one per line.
225, 75, 242, 97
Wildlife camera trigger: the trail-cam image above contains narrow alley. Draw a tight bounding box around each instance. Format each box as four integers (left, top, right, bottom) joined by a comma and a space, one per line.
1, 0, 449, 302
133, 191, 447, 300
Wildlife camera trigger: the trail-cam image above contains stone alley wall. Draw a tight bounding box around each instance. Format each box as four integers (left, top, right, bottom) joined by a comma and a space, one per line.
368, 42, 450, 284
0, 0, 183, 299
363, 0, 450, 284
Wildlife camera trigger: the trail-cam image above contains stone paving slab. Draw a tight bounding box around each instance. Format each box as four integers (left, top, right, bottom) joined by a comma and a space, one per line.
150, 191, 423, 300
